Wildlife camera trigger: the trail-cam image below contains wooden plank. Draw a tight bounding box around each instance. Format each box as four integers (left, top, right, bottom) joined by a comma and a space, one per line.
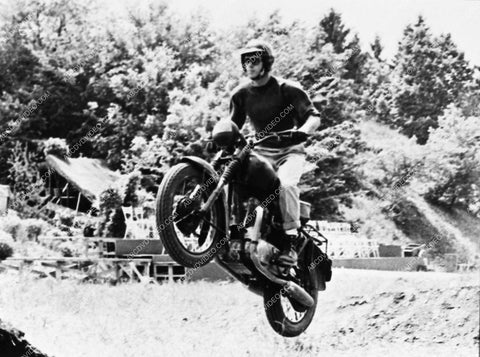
56, 265, 62, 280
75, 192, 81, 214
115, 239, 164, 256
40, 262, 79, 272
118, 263, 133, 279
0, 263, 20, 271
115, 263, 120, 281
129, 262, 149, 283
151, 255, 178, 264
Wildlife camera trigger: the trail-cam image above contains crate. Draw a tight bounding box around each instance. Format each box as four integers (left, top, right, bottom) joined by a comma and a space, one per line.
152, 255, 186, 282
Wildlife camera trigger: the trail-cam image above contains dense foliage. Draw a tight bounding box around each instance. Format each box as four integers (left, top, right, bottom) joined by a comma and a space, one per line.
0, 0, 478, 226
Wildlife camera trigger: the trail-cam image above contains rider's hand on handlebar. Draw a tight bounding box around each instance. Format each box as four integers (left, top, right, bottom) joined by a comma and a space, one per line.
205, 140, 218, 153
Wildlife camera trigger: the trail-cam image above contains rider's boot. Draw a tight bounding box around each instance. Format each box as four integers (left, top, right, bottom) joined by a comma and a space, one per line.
276, 232, 299, 267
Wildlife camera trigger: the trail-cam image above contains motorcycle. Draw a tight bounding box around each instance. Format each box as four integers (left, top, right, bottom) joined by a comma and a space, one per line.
155, 119, 332, 337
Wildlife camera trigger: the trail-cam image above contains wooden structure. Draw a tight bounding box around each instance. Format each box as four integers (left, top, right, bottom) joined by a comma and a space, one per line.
0, 255, 186, 283
2, 235, 188, 283
311, 220, 380, 258
152, 255, 187, 281
403, 243, 424, 257
42, 155, 121, 213
103, 238, 186, 282
0, 257, 153, 283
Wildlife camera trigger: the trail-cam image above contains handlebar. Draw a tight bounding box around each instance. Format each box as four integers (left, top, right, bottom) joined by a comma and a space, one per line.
206, 129, 310, 153
249, 130, 310, 147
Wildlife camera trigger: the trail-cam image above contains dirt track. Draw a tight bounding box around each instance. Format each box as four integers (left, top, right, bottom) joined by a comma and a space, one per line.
0, 269, 478, 357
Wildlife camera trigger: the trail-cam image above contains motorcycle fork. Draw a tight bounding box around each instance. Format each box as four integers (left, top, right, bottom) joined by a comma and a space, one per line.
229, 182, 246, 226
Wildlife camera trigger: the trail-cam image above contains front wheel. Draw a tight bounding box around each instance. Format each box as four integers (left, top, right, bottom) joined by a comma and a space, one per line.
156, 163, 226, 268
263, 266, 319, 337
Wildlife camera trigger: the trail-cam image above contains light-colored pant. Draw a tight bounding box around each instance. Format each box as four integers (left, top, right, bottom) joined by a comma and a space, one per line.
254, 144, 306, 231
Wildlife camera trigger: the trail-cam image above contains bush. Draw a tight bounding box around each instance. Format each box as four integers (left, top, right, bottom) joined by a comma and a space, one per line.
0, 230, 14, 245
24, 218, 45, 241
123, 171, 142, 207
59, 212, 75, 227
60, 246, 73, 257
57, 241, 81, 257
0, 242, 13, 260
105, 208, 126, 238
1, 217, 49, 242
1, 214, 22, 241
83, 223, 96, 237
96, 184, 126, 237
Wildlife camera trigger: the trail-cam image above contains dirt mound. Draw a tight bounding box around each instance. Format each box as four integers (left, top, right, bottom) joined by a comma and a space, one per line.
332, 284, 479, 347
0, 319, 50, 357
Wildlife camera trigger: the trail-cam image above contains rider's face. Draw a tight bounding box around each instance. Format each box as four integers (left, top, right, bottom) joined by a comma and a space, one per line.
243, 55, 263, 79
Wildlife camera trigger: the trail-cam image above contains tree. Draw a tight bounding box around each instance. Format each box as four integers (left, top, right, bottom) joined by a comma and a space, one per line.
361, 53, 395, 125
344, 34, 368, 84
370, 35, 383, 61
319, 9, 350, 53
301, 120, 367, 219
7, 142, 44, 215
456, 76, 480, 118
423, 105, 480, 212
316, 9, 367, 84
392, 16, 474, 143
0, 0, 103, 170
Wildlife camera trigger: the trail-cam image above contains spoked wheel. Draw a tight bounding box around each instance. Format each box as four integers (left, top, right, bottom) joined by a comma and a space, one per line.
156, 163, 226, 268
263, 264, 319, 337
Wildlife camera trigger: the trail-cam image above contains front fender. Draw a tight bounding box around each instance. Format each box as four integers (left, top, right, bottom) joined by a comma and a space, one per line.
180, 156, 219, 181
180, 156, 229, 235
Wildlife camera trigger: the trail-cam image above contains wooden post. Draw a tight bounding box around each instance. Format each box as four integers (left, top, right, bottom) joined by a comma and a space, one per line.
115, 263, 120, 282
98, 239, 104, 258
18, 260, 24, 277
75, 192, 81, 214
56, 263, 62, 280
84, 237, 88, 258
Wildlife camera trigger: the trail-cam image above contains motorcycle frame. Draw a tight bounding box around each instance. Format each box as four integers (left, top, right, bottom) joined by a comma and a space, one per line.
179, 145, 331, 293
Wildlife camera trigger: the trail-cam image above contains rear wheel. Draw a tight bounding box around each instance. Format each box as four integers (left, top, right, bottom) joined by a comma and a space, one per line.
156, 163, 226, 268
263, 265, 318, 337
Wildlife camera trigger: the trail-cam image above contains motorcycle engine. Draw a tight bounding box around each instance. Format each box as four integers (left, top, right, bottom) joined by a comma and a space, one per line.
256, 240, 279, 266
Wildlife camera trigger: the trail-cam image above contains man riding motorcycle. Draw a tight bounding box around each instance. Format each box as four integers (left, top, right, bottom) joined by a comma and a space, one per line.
228, 40, 322, 268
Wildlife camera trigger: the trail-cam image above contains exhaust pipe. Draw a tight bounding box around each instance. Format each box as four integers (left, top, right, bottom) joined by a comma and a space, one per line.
249, 243, 315, 308
244, 207, 314, 308
283, 281, 315, 307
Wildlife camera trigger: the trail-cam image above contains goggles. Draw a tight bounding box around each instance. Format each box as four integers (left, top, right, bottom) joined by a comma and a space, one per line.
241, 52, 263, 67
